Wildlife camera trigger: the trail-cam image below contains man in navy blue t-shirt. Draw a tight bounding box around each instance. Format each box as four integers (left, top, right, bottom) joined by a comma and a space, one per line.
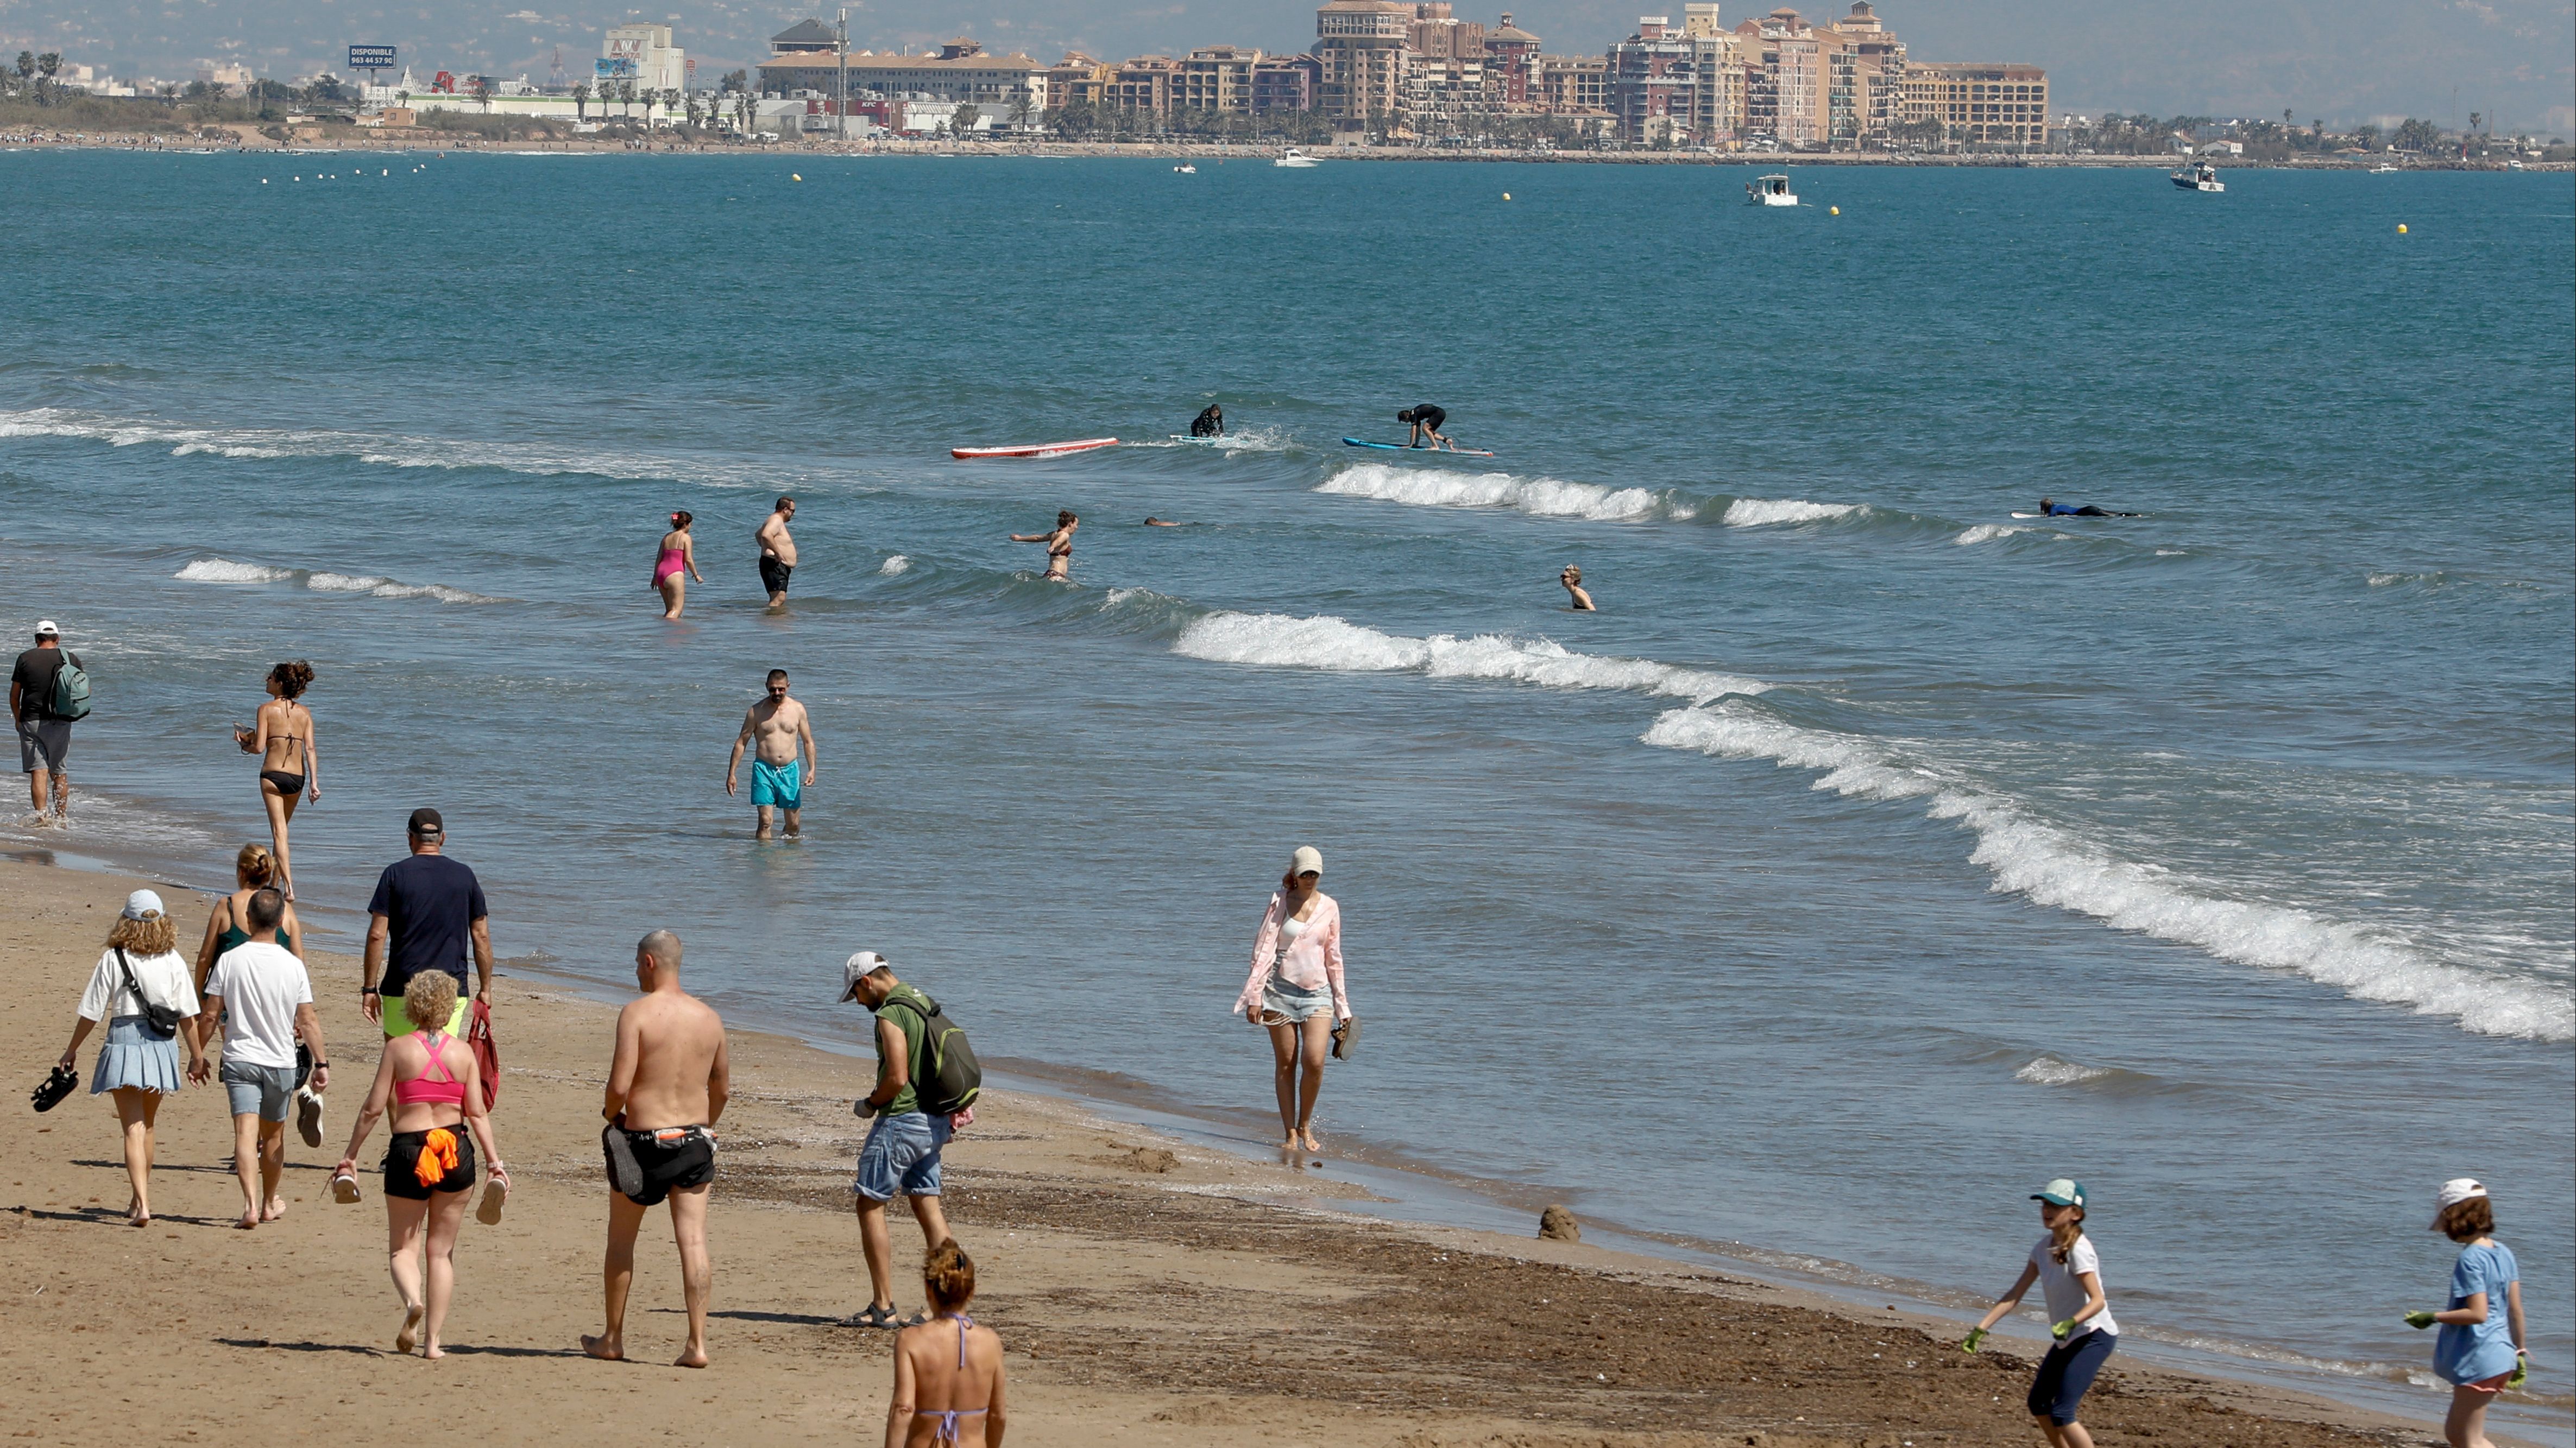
361, 807, 492, 1036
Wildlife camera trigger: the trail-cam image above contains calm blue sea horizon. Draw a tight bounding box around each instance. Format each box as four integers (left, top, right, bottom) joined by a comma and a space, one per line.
4, 150, 2570, 1433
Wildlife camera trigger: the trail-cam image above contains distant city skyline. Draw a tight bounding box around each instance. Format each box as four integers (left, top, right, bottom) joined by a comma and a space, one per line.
3, 0, 2569, 131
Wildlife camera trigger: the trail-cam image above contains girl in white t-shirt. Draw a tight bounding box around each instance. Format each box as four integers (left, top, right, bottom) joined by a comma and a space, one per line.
1963, 1178, 2120, 1448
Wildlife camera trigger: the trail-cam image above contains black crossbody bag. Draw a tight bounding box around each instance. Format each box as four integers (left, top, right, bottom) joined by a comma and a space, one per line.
116, 949, 184, 1038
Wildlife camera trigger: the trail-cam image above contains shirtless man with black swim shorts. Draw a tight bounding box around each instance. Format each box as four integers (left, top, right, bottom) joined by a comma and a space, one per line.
585, 929, 729, 1369
755, 496, 797, 608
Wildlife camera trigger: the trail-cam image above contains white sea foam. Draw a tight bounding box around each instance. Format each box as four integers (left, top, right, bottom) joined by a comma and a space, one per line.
1174, 611, 1767, 704
1955, 524, 2024, 545
1319, 463, 1668, 522
175, 558, 295, 583
880, 554, 911, 574
306, 572, 501, 604
1721, 497, 1860, 527
1642, 705, 2575, 1041
1139, 425, 1299, 453
2014, 1054, 2113, 1086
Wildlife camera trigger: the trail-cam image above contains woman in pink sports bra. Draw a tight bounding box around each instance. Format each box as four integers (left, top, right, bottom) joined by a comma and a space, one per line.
887, 1240, 1006, 1446
333, 971, 507, 1359
652, 510, 706, 620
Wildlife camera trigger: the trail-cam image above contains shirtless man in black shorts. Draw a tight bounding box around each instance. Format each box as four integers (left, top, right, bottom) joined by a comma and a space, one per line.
585, 929, 729, 1368
755, 497, 797, 608
1397, 404, 1452, 450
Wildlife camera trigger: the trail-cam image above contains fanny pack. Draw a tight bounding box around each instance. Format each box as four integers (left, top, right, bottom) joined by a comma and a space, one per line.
117, 949, 183, 1038
601, 1122, 715, 1197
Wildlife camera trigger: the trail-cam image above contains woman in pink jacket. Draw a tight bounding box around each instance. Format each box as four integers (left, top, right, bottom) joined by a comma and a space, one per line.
1235, 845, 1350, 1153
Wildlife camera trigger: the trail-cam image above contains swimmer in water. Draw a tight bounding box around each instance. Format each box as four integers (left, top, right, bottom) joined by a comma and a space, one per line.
1559, 565, 1595, 611
2038, 497, 2140, 518
1143, 517, 1182, 528
1189, 403, 1224, 438
652, 513, 707, 620
1396, 405, 1451, 451
1010, 511, 1078, 581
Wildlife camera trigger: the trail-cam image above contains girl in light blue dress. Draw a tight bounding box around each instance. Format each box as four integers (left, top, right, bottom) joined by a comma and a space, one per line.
2407, 1178, 2530, 1448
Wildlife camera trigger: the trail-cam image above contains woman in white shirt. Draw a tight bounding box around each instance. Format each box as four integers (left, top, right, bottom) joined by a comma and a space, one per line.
1963, 1177, 2119, 1448
53, 890, 205, 1226
1233, 846, 1351, 1154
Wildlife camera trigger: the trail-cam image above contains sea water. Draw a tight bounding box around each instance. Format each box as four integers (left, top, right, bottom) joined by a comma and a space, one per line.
3, 151, 2569, 1431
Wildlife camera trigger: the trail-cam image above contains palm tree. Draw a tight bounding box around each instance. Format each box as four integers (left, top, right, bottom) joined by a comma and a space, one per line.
949, 100, 979, 138
36, 50, 61, 104
572, 80, 589, 121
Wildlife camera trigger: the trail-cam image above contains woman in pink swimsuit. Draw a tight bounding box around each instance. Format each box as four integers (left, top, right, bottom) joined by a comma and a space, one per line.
653, 511, 706, 619
331, 971, 507, 1359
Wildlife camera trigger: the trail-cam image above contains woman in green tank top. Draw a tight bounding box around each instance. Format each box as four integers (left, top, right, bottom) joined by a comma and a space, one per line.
193, 843, 303, 992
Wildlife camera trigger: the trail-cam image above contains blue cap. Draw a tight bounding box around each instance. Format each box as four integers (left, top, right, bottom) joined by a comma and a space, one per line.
2031, 1178, 2087, 1207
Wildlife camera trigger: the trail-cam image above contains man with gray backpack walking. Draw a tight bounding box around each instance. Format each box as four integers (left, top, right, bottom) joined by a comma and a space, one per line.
837, 950, 980, 1328
11, 619, 88, 825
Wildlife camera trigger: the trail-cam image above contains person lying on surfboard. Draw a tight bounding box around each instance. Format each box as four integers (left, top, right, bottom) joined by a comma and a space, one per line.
1189, 404, 1224, 438
2037, 497, 2141, 518
1397, 405, 1452, 450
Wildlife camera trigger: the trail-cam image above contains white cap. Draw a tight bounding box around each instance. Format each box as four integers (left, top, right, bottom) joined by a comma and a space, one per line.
122, 889, 164, 919
33, 619, 60, 637
1290, 845, 1322, 877
841, 950, 887, 1001
2432, 1177, 2486, 1227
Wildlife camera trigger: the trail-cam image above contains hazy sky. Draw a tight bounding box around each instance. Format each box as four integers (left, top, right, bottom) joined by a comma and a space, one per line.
4, 0, 2569, 131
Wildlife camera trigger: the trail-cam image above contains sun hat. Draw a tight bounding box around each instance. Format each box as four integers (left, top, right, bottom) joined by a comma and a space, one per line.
2031, 1178, 2087, 1208
121, 889, 165, 919
2431, 1178, 2486, 1227
841, 950, 887, 1001
1290, 845, 1323, 877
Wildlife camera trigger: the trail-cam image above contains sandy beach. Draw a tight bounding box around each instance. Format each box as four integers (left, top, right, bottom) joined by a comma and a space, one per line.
2, 854, 2464, 1447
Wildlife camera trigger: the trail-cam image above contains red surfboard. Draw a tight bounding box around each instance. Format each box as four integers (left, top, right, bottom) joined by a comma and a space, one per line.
950, 438, 1119, 459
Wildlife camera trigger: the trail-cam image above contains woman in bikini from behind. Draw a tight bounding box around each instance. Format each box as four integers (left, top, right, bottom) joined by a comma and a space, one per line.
886, 1240, 1006, 1447
235, 661, 318, 900
1010, 510, 1078, 582
194, 843, 304, 994
654, 511, 707, 619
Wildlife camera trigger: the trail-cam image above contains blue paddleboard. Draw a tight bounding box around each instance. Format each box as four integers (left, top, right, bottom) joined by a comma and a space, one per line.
1342, 437, 1496, 457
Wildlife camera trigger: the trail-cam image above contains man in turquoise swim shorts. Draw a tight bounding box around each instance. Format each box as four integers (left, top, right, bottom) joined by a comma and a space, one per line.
725, 669, 818, 841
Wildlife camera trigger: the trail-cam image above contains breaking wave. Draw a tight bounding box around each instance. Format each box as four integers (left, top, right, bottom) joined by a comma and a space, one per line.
1720, 497, 1861, 527
880, 554, 912, 574
174, 557, 504, 605
1641, 704, 2573, 1042
1319, 463, 1678, 522
1173, 610, 1767, 704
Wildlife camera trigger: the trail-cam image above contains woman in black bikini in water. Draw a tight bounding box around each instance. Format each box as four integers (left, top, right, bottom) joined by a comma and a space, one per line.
1010, 510, 1079, 581
236, 661, 319, 901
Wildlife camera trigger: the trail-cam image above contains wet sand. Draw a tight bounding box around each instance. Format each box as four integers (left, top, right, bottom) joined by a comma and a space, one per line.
3, 855, 2455, 1446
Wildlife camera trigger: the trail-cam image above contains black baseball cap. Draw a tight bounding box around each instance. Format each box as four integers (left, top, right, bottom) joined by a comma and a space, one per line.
408, 807, 445, 836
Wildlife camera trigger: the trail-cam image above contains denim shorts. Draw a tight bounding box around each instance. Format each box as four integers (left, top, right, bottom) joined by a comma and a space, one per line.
852, 1110, 951, 1202
220, 1058, 297, 1122
1259, 974, 1333, 1024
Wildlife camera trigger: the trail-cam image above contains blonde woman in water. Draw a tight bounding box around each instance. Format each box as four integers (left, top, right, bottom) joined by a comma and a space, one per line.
235, 661, 319, 900
886, 1240, 1006, 1446
1233, 845, 1350, 1153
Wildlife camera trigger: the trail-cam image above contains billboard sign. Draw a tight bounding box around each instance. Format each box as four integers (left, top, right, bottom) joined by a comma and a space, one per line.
348, 45, 396, 70
594, 58, 637, 78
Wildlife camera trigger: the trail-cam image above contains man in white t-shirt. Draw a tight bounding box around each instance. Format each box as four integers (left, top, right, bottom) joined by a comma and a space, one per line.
196, 888, 330, 1230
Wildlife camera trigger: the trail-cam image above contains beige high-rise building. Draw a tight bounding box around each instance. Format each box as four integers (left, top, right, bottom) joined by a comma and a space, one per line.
1534, 52, 1608, 111
1315, 0, 1412, 123
1903, 60, 2046, 146
1177, 45, 1263, 112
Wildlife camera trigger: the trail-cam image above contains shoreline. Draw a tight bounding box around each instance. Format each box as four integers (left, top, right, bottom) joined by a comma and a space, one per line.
3, 127, 2567, 170
3, 830, 2550, 1444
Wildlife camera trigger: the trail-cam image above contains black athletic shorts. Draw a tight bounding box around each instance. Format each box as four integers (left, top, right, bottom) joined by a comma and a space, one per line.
384, 1127, 478, 1201
603, 1123, 716, 1206
759, 556, 793, 595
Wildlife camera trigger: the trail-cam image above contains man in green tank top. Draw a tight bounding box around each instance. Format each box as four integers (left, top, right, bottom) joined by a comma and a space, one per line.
838, 952, 954, 1329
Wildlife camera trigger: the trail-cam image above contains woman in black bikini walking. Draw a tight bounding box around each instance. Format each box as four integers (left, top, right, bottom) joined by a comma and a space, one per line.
236, 661, 319, 901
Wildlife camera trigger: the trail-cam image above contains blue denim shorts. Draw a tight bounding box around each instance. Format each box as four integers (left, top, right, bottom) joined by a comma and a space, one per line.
221, 1058, 297, 1122
853, 1110, 951, 1202
1259, 975, 1333, 1024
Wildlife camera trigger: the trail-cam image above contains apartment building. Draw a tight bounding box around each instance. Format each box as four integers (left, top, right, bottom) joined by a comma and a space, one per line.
1315, 0, 1412, 122
1251, 54, 1322, 111
1176, 45, 1259, 111
1046, 53, 1111, 108
1485, 14, 1541, 102
1533, 53, 1608, 111
1902, 60, 2046, 146
757, 33, 1046, 111
1607, 6, 1744, 144
1106, 54, 1179, 112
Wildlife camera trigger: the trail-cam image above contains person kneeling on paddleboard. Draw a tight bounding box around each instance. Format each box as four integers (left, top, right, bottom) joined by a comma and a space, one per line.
1189, 404, 1224, 438
1397, 405, 1451, 451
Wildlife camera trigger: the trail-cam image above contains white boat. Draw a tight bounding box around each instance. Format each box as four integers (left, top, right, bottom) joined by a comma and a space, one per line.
1746, 173, 1797, 206
2170, 161, 2225, 192
1273, 149, 1318, 168
1172, 162, 1196, 173
2369, 163, 2399, 174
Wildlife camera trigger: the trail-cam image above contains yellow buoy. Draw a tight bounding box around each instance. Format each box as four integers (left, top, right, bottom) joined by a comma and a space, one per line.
791, 172, 804, 181
1502, 191, 1511, 200
2396, 223, 2408, 233
1830, 205, 1840, 215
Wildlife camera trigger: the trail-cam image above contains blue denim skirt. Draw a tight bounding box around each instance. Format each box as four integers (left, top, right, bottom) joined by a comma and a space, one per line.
93, 1015, 184, 1095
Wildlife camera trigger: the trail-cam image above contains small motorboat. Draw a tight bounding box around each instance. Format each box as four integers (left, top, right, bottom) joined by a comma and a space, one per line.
2370, 163, 2399, 174
2170, 161, 2225, 192
1274, 149, 1318, 168
1746, 172, 1797, 206
1173, 162, 1196, 173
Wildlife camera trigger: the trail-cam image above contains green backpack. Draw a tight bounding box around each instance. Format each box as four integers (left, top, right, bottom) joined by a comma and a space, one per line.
49, 654, 90, 721
882, 989, 982, 1116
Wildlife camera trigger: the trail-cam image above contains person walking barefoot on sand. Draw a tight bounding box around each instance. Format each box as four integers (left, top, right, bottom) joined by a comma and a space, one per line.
1233, 846, 1350, 1155
234, 661, 319, 900
1962, 1178, 2119, 1448
755, 496, 798, 608
196, 888, 330, 1230
55, 890, 204, 1227
653, 511, 707, 620
585, 930, 728, 1369
331, 970, 508, 1359
886, 1240, 1008, 1447
1010, 511, 1077, 581
726, 669, 818, 840
2406, 1179, 2530, 1448
194, 844, 304, 994
1559, 565, 1595, 611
